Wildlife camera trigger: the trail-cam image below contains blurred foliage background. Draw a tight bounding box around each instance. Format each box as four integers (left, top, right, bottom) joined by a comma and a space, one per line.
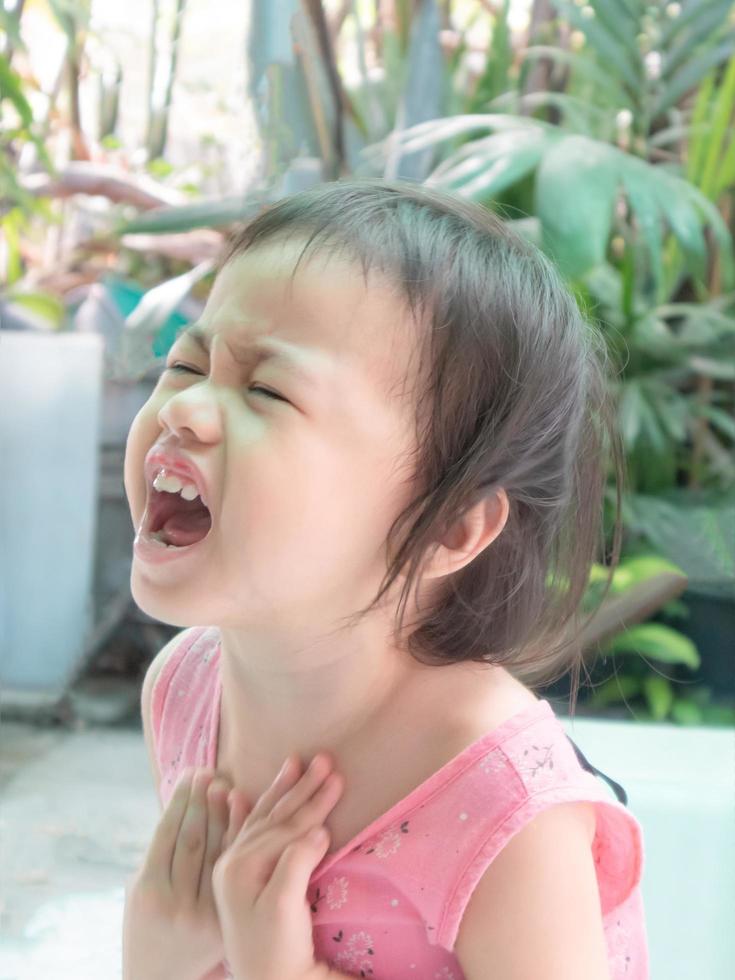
2, 0, 734, 725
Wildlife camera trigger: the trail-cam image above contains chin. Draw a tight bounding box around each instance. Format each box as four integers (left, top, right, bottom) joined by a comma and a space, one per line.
129, 574, 184, 625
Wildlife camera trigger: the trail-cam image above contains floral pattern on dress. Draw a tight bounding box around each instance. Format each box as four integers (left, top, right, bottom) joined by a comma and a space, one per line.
361, 818, 411, 858
500, 731, 578, 793
326, 875, 350, 910
605, 912, 635, 975
328, 929, 376, 977
477, 746, 509, 778
164, 744, 184, 786
514, 742, 556, 782
310, 874, 350, 913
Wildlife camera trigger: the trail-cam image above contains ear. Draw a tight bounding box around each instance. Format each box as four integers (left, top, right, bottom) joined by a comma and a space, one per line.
421, 489, 510, 582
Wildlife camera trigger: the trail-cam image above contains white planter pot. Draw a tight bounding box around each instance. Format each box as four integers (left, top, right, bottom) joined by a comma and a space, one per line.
0, 331, 103, 709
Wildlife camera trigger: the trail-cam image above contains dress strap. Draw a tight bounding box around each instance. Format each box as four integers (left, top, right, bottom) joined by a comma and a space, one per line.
565, 734, 629, 806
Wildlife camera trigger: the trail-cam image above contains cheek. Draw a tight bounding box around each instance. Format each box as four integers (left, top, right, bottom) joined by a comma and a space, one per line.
123, 405, 159, 512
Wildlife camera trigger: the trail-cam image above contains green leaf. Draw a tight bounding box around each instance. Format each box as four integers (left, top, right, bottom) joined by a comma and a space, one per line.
603, 622, 700, 668
657, 299, 735, 346
519, 44, 631, 109
626, 495, 735, 598
641, 674, 675, 721
637, 387, 670, 455
115, 194, 265, 235
535, 135, 619, 279
617, 381, 644, 449
700, 703, 735, 725
630, 314, 677, 359
682, 185, 735, 290
549, 0, 641, 91
697, 404, 735, 441
687, 354, 735, 380
505, 215, 543, 247
586, 674, 642, 708
489, 89, 607, 135
659, 1, 733, 79
0, 8, 26, 51
652, 39, 735, 119
363, 113, 555, 166
658, 598, 690, 621
659, 0, 725, 48
670, 699, 704, 725
1, 207, 23, 285
585, 0, 641, 54
686, 65, 716, 185
4, 290, 66, 328
698, 52, 735, 199
613, 554, 687, 590
0, 54, 33, 128
649, 388, 689, 443
619, 157, 664, 297
648, 173, 708, 279
427, 128, 548, 202
714, 130, 735, 197
476, 0, 512, 107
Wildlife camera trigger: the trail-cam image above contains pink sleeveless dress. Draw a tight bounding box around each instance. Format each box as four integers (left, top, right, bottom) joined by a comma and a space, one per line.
151, 626, 649, 979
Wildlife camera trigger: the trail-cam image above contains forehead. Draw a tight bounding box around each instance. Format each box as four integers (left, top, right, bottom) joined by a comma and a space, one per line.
204, 240, 421, 408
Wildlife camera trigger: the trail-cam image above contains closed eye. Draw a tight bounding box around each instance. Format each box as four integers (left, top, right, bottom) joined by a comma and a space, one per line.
164, 364, 288, 402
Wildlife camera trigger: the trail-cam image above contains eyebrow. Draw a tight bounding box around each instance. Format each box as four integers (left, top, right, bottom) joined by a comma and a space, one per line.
176, 323, 327, 390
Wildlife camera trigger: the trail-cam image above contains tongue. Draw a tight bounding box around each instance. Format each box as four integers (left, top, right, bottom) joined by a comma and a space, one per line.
159, 507, 212, 547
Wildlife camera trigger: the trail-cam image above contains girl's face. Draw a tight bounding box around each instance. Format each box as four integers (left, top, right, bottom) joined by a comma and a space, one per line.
123, 241, 422, 632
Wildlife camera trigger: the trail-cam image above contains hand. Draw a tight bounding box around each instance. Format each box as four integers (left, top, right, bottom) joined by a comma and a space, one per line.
122, 766, 249, 980
211, 752, 344, 980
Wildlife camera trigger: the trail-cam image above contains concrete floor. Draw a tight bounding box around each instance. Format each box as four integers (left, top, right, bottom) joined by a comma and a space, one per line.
1, 708, 733, 980
0, 717, 156, 980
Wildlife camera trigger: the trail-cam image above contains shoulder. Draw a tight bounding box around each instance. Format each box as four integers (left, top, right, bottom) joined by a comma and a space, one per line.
465, 672, 597, 846
141, 626, 203, 711
454, 800, 607, 980
140, 627, 207, 802
463, 667, 562, 748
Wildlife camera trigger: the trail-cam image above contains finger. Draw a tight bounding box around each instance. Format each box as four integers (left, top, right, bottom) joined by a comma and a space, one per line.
141, 768, 196, 880
171, 768, 215, 901
276, 768, 344, 838
222, 788, 251, 851
249, 753, 332, 828
198, 776, 231, 904
217, 774, 343, 911
244, 754, 306, 823
245, 768, 344, 863
259, 824, 331, 919
269, 754, 339, 825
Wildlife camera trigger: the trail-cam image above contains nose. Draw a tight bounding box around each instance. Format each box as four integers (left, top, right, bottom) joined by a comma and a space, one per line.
156, 380, 220, 443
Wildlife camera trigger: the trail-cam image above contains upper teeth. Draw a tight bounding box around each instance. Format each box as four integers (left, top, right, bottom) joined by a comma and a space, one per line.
152, 470, 201, 502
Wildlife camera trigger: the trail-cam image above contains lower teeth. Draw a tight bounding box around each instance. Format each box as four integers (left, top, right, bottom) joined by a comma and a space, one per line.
151, 530, 177, 548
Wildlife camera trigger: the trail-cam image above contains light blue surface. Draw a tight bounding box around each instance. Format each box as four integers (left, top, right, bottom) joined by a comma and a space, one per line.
557, 709, 735, 980
0, 332, 103, 696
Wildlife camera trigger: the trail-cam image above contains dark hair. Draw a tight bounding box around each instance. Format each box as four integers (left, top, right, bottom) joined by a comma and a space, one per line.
216, 178, 625, 709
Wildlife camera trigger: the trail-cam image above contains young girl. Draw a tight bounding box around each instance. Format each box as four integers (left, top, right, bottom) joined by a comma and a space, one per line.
122, 178, 649, 980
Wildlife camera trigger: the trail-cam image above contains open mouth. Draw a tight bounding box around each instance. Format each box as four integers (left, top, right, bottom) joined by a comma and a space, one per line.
144, 485, 213, 548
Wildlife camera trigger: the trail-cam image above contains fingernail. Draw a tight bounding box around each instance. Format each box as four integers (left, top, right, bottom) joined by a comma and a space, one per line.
278, 756, 291, 778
